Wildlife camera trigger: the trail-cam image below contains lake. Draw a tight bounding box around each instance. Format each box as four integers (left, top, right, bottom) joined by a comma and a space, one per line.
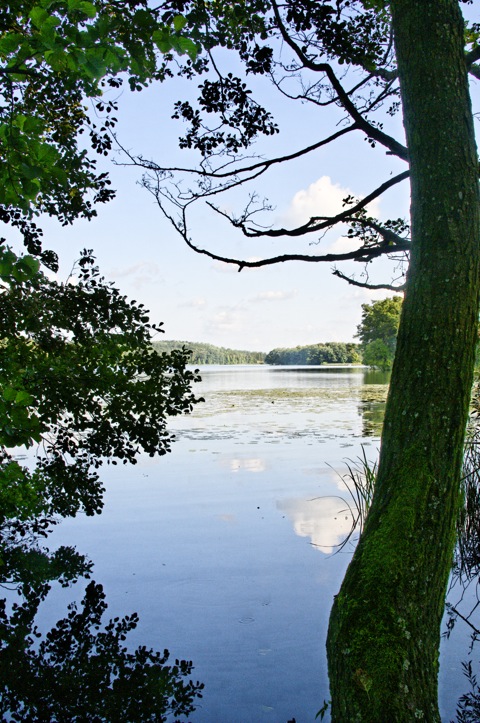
41, 365, 473, 721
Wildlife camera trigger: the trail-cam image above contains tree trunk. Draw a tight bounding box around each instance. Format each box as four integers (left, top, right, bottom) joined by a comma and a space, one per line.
326, 1, 480, 720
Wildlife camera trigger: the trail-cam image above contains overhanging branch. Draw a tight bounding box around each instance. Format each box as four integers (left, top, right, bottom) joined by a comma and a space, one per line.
185, 242, 410, 271
271, 0, 408, 161
206, 170, 410, 238
117, 124, 359, 183
332, 267, 406, 291
175, 221, 411, 271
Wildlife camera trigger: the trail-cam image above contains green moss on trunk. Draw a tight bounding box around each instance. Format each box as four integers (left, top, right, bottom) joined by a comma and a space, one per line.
327, 1, 480, 719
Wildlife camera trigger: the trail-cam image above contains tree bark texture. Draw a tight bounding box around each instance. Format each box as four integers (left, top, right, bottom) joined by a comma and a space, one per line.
327, 1, 480, 720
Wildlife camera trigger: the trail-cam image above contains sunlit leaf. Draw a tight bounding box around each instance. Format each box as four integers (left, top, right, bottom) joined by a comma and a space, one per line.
173, 15, 188, 32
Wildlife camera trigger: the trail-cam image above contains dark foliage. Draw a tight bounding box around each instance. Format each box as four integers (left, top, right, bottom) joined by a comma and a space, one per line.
0, 0, 197, 258
0, 520, 203, 723
1, 249, 202, 521
0, 581, 204, 722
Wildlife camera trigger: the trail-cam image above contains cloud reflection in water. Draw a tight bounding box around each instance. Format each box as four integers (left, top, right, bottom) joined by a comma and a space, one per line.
277, 495, 354, 554
222, 457, 267, 473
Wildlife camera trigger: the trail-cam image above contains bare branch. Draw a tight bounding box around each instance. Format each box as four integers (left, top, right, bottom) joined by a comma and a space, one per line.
169, 212, 411, 271
117, 124, 360, 182
145, 171, 411, 273
209, 170, 410, 238
364, 79, 399, 114
269, 61, 382, 110
185, 240, 410, 271
332, 267, 406, 291
271, 0, 408, 160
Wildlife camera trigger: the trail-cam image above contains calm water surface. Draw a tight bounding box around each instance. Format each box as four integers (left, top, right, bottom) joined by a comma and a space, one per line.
44, 365, 470, 722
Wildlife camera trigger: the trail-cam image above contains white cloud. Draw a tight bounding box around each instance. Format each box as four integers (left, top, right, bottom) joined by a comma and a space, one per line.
284, 176, 351, 226
222, 458, 267, 473
282, 175, 381, 230
216, 513, 237, 524
250, 290, 297, 302
341, 287, 398, 305
179, 297, 207, 308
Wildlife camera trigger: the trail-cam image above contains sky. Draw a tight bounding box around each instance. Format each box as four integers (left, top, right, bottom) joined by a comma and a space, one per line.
22, 47, 414, 353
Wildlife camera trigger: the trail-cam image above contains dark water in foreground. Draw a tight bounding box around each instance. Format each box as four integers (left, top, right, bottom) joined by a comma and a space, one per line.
40, 365, 473, 722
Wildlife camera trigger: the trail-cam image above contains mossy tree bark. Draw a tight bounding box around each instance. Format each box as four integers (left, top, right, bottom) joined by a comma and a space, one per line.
327, 1, 480, 720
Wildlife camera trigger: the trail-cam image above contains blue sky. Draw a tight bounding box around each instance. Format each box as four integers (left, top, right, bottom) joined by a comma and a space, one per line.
34, 52, 414, 352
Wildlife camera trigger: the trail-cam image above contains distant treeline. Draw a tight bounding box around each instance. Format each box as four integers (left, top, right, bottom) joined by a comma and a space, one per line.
265, 342, 361, 365
152, 340, 266, 364
153, 340, 362, 365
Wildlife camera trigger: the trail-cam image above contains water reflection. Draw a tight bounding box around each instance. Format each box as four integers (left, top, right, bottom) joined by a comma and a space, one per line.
194, 364, 368, 392
358, 389, 388, 437
362, 369, 391, 386
223, 458, 267, 473
358, 370, 390, 437
39, 365, 466, 722
277, 496, 354, 554
0, 520, 204, 722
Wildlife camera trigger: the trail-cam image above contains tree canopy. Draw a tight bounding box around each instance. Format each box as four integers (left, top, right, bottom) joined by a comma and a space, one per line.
356, 296, 402, 370
0, 0, 198, 268
265, 342, 361, 365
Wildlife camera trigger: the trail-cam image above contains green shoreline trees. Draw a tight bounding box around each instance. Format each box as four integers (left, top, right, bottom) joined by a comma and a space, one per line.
153, 339, 362, 365
265, 342, 361, 365
153, 339, 266, 364
357, 296, 403, 371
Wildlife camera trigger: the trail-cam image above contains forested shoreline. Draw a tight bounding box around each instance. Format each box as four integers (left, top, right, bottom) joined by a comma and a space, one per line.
265, 342, 361, 365
154, 301, 395, 367
153, 340, 362, 365
152, 340, 266, 365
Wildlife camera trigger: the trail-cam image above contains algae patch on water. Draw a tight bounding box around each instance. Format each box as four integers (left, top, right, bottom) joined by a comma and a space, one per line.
171, 383, 389, 443
190, 387, 362, 417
